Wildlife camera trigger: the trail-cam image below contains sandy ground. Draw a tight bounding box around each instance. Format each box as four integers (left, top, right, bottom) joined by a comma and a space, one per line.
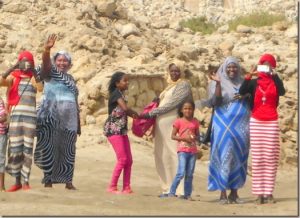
0, 124, 298, 217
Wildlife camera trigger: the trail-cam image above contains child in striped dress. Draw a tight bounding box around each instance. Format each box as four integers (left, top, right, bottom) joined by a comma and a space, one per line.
0, 51, 43, 192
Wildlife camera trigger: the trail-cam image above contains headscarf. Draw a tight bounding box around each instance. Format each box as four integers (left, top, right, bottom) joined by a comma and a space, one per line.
258, 53, 276, 68
53, 50, 72, 65
8, 51, 34, 106
160, 60, 188, 100
257, 53, 277, 94
197, 57, 243, 109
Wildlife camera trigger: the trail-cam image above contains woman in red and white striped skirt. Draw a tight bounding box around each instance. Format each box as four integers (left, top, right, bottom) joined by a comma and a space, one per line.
239, 54, 285, 204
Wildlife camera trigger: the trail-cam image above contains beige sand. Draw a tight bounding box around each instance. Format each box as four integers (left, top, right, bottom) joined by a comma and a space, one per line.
0, 124, 298, 216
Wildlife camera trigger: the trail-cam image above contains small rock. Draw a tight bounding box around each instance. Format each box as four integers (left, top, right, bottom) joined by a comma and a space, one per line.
236, 25, 252, 33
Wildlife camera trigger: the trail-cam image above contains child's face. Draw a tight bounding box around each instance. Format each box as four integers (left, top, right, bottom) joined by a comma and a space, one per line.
181, 103, 194, 118
116, 75, 129, 91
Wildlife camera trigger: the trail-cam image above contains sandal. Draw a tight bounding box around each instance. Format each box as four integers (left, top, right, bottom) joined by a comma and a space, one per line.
219, 197, 228, 205
121, 187, 133, 194
255, 196, 264, 204
22, 184, 31, 191
265, 195, 276, 204
107, 186, 120, 194
6, 184, 22, 192
65, 183, 77, 190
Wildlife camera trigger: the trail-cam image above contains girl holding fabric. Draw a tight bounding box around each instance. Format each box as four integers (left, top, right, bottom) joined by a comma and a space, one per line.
0, 51, 43, 192
34, 34, 80, 190
141, 61, 193, 197
199, 57, 250, 204
239, 54, 285, 204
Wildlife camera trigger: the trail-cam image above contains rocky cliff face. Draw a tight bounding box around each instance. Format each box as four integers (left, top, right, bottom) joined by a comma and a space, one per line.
0, 0, 297, 165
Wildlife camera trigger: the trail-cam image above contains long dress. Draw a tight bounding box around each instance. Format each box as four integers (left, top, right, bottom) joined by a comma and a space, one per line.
150, 80, 192, 195
5, 77, 38, 182
208, 99, 250, 191
34, 65, 79, 184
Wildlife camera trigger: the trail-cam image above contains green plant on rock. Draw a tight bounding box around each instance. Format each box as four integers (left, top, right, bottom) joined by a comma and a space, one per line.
228, 11, 286, 31
180, 17, 217, 35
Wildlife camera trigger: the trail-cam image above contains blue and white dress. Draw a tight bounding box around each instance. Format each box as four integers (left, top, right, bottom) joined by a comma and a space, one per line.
208, 99, 250, 191
34, 65, 79, 184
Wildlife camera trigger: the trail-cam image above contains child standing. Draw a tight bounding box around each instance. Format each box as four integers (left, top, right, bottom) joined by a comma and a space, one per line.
0, 96, 7, 191
104, 72, 138, 194
168, 100, 200, 200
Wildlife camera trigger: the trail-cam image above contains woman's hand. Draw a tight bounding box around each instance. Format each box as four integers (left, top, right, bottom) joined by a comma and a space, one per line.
249, 65, 259, 77
139, 113, 151, 119
45, 34, 57, 50
209, 72, 220, 83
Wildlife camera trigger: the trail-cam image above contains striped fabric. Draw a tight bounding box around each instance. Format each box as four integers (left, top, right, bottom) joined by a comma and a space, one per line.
250, 117, 280, 195
6, 78, 37, 182
34, 65, 79, 184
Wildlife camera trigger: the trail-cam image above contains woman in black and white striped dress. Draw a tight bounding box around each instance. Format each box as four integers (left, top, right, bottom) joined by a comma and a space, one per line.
34, 34, 80, 190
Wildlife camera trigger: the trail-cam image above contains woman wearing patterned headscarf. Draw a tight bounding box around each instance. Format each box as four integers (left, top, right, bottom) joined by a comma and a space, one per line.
200, 57, 250, 204
34, 34, 80, 190
239, 54, 285, 204
141, 60, 193, 197
0, 51, 43, 192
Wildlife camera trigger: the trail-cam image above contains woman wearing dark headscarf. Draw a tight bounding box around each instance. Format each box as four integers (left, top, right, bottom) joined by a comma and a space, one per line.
0, 51, 43, 191
198, 57, 250, 204
34, 34, 80, 190
239, 54, 285, 204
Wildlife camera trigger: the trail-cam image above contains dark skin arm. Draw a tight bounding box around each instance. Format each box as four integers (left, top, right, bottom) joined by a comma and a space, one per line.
2, 61, 19, 79
40, 34, 57, 80
117, 98, 138, 118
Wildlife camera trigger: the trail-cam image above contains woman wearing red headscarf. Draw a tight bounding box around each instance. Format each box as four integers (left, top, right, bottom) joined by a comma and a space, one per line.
0, 51, 43, 192
239, 54, 285, 204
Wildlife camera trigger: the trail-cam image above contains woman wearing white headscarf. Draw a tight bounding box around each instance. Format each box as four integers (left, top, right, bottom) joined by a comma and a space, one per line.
199, 57, 250, 204
141, 61, 193, 197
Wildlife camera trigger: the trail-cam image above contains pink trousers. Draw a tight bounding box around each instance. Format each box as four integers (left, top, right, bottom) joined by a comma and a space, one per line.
108, 135, 133, 189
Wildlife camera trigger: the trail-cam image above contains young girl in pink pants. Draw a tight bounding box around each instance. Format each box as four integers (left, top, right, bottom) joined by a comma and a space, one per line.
104, 72, 138, 194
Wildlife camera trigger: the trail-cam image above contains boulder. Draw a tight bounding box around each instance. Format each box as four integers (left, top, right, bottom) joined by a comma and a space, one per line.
94, 0, 117, 18
116, 23, 140, 38
236, 25, 252, 33
218, 41, 234, 52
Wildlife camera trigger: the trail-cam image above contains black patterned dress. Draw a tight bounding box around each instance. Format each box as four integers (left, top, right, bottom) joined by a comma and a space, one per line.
34, 65, 80, 184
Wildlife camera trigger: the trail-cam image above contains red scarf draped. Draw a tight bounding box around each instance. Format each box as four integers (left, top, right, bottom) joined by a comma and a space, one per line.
8, 51, 34, 106
8, 70, 33, 106
252, 72, 278, 121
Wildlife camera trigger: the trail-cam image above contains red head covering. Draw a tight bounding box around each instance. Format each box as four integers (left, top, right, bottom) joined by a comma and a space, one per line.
258, 53, 276, 68
8, 51, 34, 107
18, 50, 35, 68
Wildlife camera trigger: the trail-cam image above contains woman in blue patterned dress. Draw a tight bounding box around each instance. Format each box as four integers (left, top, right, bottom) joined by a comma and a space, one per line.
34, 34, 80, 190
200, 57, 250, 204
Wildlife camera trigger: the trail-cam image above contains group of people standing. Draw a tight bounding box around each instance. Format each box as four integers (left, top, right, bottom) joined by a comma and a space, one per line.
0, 33, 285, 205
104, 54, 285, 205
0, 34, 79, 192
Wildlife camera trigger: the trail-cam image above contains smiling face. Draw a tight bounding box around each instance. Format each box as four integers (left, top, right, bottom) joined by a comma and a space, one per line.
169, 64, 181, 82
116, 74, 129, 91
226, 63, 238, 79
181, 102, 194, 119
55, 55, 71, 73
